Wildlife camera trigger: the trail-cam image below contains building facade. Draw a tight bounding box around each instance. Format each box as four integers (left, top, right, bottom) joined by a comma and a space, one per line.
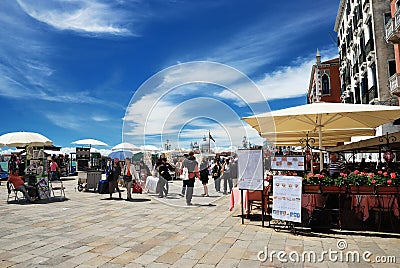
385, 0, 400, 101
307, 51, 341, 103
335, 0, 397, 105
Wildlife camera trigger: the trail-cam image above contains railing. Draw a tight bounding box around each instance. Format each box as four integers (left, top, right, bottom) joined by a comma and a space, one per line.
389, 73, 400, 96
385, 19, 395, 43
395, 8, 400, 31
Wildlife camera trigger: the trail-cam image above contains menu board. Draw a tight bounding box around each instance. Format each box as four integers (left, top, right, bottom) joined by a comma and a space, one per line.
272, 176, 302, 223
237, 149, 264, 191
270, 155, 305, 171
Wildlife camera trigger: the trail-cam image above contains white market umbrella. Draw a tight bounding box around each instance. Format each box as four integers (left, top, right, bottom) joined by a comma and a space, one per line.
71, 138, 108, 147
242, 102, 400, 170
140, 145, 160, 152
0, 131, 53, 147
111, 142, 140, 151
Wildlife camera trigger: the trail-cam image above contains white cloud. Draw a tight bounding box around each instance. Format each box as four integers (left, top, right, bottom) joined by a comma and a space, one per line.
16, 0, 137, 36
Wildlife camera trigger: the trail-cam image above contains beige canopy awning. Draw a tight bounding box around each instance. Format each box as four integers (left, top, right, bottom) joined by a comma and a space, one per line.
329, 131, 400, 153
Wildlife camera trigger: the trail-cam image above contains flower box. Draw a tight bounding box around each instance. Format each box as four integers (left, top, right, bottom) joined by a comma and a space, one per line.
375, 186, 399, 195
348, 185, 375, 195
303, 184, 321, 194
321, 185, 347, 194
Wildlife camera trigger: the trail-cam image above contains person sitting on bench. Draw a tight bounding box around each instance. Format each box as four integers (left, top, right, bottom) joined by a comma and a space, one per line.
7, 175, 36, 202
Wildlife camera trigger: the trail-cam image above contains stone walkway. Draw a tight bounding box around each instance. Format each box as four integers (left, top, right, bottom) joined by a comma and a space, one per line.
0, 177, 399, 268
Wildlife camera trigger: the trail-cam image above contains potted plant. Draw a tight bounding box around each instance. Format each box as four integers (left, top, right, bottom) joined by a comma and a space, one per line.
302, 173, 321, 194
347, 170, 374, 194
319, 173, 347, 193
369, 171, 399, 195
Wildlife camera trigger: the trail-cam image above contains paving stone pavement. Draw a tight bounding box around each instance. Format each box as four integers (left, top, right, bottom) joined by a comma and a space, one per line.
0, 177, 399, 268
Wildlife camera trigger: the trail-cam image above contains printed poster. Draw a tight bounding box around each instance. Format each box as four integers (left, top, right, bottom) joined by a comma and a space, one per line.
272, 176, 302, 223
270, 156, 305, 171
237, 149, 264, 191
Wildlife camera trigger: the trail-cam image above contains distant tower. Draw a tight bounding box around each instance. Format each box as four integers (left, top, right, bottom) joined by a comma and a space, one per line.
316, 48, 321, 65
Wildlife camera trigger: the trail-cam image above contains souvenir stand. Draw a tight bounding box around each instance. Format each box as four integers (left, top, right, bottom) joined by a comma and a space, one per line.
237, 149, 266, 227
269, 155, 305, 233
25, 145, 51, 199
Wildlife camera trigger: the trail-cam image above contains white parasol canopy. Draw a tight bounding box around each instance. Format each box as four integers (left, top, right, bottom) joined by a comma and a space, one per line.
111, 142, 140, 151
242, 102, 400, 170
140, 145, 160, 152
71, 138, 108, 147
0, 131, 53, 147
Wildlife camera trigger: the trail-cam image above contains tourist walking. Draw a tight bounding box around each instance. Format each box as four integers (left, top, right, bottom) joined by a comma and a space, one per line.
122, 158, 139, 201
50, 157, 59, 181
199, 157, 209, 197
222, 158, 233, 194
109, 158, 122, 199
181, 151, 199, 206
157, 157, 174, 198
211, 158, 222, 192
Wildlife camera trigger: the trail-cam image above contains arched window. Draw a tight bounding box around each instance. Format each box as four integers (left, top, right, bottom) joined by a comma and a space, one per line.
321, 74, 330, 95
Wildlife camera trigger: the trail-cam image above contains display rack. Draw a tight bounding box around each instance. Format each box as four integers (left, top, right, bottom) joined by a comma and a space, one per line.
25, 145, 51, 199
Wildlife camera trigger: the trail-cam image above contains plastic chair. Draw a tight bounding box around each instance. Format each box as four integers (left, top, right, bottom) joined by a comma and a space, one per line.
50, 177, 66, 200
7, 183, 27, 203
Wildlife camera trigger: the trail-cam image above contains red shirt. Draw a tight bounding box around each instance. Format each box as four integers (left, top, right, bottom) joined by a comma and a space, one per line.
50, 161, 58, 172
8, 175, 25, 188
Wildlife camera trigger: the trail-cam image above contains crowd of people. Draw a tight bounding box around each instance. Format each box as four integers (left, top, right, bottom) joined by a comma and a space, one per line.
102, 152, 239, 206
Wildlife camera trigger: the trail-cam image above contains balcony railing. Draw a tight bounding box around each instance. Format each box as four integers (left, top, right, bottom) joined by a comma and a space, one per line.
389, 73, 400, 96
395, 8, 400, 32
385, 19, 400, 43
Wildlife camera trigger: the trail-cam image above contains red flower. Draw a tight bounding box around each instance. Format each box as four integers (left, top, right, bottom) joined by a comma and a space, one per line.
383, 172, 388, 177
387, 179, 392, 185
377, 170, 383, 175
367, 173, 374, 178
317, 174, 325, 179
307, 173, 314, 178
354, 170, 360, 175
390, 173, 396, 179
371, 179, 376, 184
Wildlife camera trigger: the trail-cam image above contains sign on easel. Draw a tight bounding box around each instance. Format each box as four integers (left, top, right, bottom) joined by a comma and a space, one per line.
272, 176, 302, 223
237, 149, 264, 191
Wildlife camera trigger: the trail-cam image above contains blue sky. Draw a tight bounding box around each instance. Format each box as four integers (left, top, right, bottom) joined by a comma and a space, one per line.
0, 0, 340, 152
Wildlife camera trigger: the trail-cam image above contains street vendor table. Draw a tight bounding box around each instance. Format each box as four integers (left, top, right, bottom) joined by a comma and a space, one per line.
145, 176, 159, 193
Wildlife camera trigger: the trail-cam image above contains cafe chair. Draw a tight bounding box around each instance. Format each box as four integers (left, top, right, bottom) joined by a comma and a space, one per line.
370, 194, 396, 232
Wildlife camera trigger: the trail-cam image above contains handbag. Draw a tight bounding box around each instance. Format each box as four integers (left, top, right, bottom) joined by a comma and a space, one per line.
132, 181, 142, 194
180, 167, 189, 180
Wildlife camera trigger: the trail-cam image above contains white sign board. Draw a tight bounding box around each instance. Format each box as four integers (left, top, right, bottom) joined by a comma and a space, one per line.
272, 176, 302, 223
237, 149, 264, 191
270, 156, 305, 171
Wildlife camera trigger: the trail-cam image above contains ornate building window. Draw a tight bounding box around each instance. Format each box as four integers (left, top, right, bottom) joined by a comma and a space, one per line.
321, 72, 330, 95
